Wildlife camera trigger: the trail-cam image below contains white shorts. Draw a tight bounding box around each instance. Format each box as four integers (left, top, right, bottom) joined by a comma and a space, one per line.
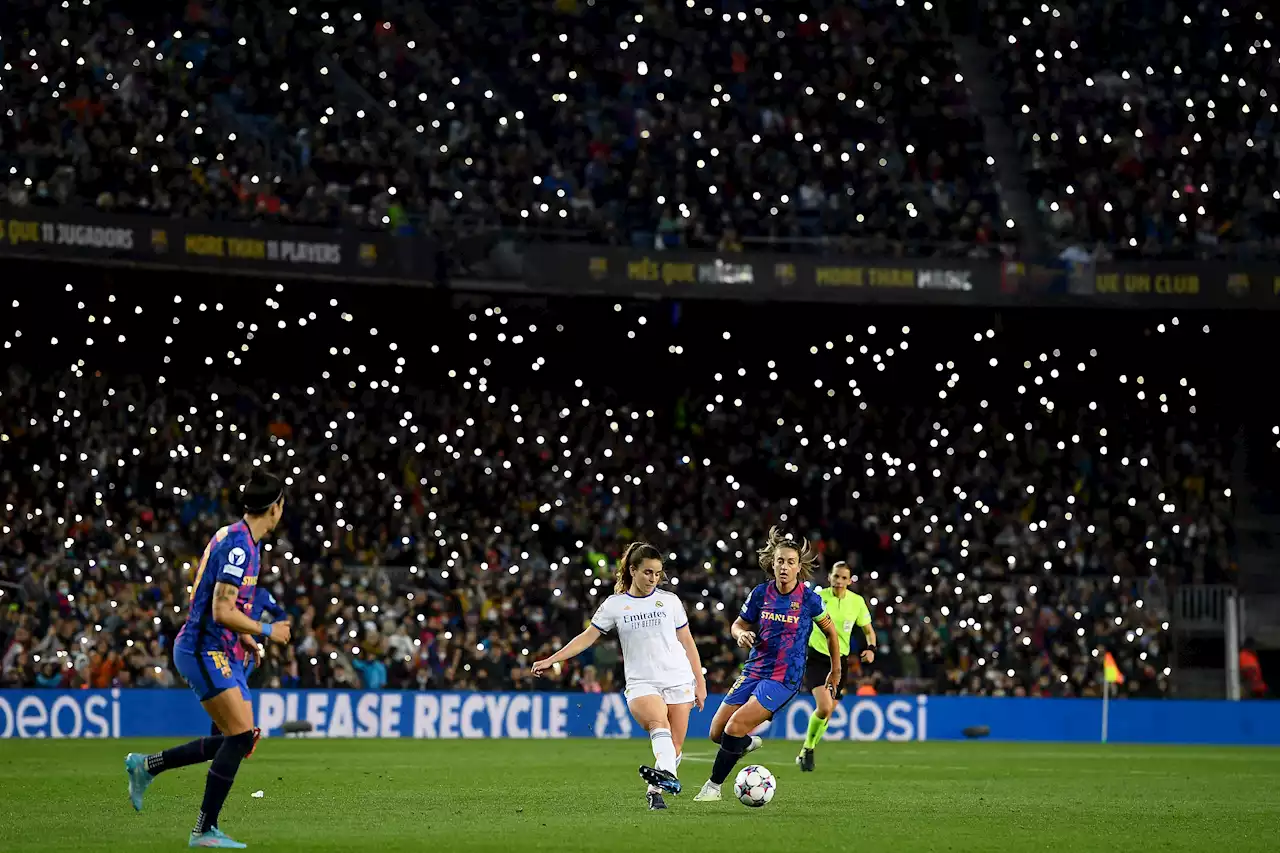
624, 681, 696, 706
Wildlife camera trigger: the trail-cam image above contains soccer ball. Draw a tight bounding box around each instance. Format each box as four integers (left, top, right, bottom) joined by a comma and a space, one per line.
733, 764, 776, 807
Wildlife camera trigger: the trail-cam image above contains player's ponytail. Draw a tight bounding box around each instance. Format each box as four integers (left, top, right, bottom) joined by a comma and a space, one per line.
756, 525, 818, 580
614, 542, 664, 594
240, 469, 284, 516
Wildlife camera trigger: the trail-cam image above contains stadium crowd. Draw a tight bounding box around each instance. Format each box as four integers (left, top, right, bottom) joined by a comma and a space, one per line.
978, 0, 1280, 257
0, 268, 1241, 701
0, 0, 1008, 253
5, 0, 1277, 258
6, 0, 1277, 261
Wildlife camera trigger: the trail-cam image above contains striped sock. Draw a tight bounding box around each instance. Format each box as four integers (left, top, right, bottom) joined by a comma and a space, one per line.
649, 727, 678, 776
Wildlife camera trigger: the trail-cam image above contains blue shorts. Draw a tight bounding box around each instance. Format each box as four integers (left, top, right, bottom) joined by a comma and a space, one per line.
174, 647, 250, 703
725, 676, 798, 715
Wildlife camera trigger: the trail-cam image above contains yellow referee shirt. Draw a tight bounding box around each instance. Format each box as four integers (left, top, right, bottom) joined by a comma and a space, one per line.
808, 588, 872, 657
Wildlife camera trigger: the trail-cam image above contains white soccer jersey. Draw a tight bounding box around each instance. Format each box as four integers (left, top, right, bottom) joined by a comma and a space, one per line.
591, 589, 694, 688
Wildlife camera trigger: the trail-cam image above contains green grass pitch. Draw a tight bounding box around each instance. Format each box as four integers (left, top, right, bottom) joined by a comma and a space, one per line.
1, 739, 1277, 851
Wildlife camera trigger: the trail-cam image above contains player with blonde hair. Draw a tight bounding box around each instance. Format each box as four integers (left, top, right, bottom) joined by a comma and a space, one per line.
533, 542, 707, 811
693, 526, 841, 802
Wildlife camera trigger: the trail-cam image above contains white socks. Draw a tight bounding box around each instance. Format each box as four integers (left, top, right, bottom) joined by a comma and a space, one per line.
650, 727, 678, 776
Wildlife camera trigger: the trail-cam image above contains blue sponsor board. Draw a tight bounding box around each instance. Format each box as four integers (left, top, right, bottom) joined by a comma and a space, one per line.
0, 690, 1276, 745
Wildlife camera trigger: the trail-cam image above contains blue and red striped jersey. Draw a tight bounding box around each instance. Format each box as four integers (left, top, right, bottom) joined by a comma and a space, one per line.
175, 519, 261, 656
738, 581, 825, 689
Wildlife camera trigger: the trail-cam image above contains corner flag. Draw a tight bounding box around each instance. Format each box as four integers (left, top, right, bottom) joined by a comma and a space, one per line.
1103, 652, 1125, 685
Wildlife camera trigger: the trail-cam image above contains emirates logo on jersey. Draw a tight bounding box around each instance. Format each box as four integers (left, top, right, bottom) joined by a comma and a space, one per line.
622, 612, 665, 629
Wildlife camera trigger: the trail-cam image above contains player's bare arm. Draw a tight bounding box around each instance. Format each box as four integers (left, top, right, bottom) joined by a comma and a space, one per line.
676, 624, 708, 710
817, 614, 841, 691
531, 625, 602, 676
860, 623, 876, 663
212, 582, 290, 644
731, 617, 756, 649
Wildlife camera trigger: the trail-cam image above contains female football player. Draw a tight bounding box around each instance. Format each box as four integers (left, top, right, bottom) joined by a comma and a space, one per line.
533, 542, 707, 811
796, 560, 876, 771
124, 471, 291, 849
692, 526, 841, 802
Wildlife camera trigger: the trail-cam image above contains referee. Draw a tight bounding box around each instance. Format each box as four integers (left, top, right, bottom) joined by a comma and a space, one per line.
797, 560, 875, 772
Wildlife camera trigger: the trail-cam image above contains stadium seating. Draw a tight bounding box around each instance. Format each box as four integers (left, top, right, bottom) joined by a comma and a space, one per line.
0, 0, 1008, 253
455, 0, 1007, 253
978, 0, 1280, 257
0, 266, 1242, 699
7, 0, 1279, 259
0, 0, 448, 229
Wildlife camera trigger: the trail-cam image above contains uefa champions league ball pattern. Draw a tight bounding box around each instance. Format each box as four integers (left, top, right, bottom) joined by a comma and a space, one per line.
733, 764, 776, 807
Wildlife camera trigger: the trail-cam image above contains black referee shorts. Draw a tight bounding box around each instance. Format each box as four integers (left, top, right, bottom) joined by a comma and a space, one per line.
802, 648, 849, 696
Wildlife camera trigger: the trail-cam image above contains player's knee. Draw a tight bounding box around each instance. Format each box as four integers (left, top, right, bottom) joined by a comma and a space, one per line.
724, 719, 752, 738
709, 730, 723, 744
227, 728, 256, 758
719, 732, 752, 754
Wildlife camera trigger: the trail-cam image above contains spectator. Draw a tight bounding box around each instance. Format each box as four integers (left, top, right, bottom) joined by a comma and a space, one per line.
352, 649, 389, 691
1240, 638, 1267, 699
580, 665, 603, 694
